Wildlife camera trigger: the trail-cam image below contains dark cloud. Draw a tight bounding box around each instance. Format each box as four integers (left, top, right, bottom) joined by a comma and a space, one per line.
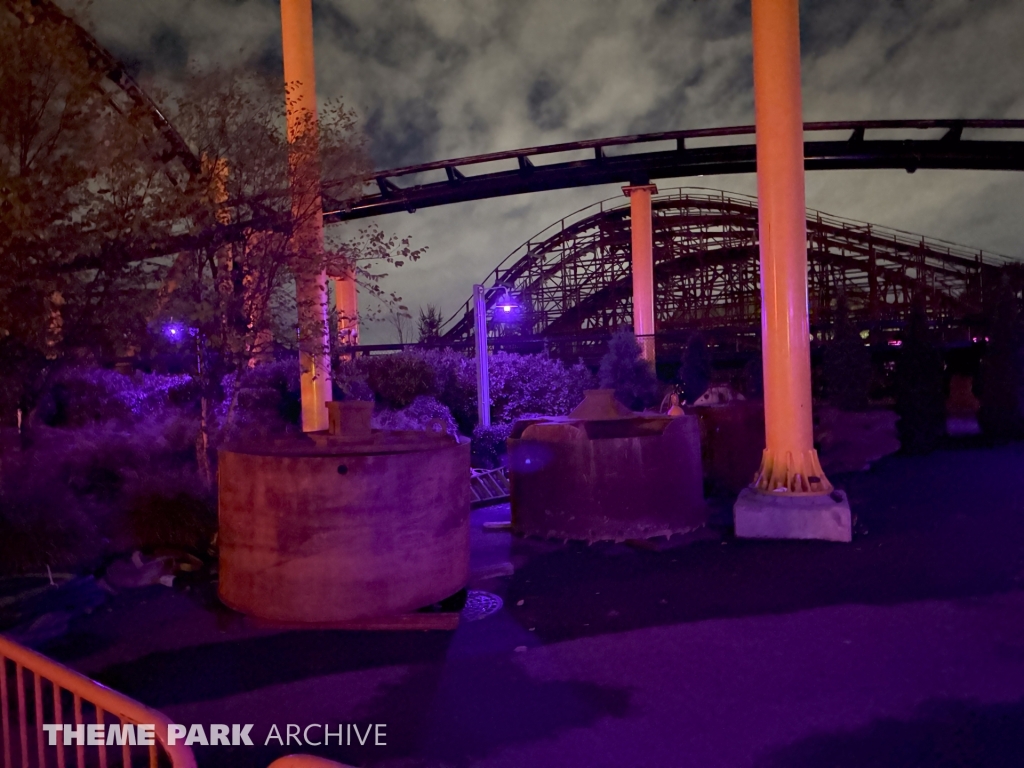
79, 0, 1024, 341
149, 24, 189, 73
527, 76, 566, 131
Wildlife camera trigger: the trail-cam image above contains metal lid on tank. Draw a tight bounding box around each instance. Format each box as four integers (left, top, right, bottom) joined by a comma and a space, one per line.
509, 389, 689, 441
222, 428, 464, 457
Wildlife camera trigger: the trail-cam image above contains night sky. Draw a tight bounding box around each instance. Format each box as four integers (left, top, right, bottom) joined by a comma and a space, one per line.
84, 0, 1024, 342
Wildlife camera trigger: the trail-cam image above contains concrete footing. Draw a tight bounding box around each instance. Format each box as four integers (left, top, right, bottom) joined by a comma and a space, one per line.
733, 487, 852, 542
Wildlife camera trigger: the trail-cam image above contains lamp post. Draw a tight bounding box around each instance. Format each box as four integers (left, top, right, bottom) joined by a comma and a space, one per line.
473, 284, 518, 429
473, 285, 490, 428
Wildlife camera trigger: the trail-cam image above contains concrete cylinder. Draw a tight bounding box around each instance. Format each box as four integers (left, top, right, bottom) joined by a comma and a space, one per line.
508, 412, 705, 542
218, 431, 470, 623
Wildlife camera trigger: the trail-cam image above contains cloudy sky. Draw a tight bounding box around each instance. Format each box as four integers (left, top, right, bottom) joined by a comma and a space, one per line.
84, 0, 1024, 342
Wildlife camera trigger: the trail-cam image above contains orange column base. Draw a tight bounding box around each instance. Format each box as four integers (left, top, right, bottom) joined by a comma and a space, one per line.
753, 447, 832, 495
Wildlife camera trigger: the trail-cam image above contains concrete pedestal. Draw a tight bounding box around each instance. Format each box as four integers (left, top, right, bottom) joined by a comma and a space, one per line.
734, 487, 851, 542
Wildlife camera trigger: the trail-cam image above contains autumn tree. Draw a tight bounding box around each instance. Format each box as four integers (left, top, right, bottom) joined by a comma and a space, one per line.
0, 2, 192, 416
0, 2, 424, 418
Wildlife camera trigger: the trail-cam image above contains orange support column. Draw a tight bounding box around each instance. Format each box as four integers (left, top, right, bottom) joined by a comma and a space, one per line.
281, 0, 332, 432
623, 184, 658, 364
334, 269, 359, 349
734, 0, 851, 541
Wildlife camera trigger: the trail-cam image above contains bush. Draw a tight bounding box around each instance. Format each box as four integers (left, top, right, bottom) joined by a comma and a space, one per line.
598, 329, 660, 410
976, 277, 1023, 439
1, 410, 214, 574
416, 349, 478, 434
33, 367, 199, 427
362, 353, 437, 409
471, 422, 513, 469
215, 358, 301, 441
894, 303, 946, 453
0, 365, 219, 575
372, 395, 460, 437
488, 351, 594, 423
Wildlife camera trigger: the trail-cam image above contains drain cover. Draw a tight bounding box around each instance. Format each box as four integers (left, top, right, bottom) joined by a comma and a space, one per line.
461, 590, 503, 622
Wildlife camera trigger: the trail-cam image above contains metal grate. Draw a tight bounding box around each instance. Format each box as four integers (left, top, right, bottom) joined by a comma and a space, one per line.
461, 592, 503, 622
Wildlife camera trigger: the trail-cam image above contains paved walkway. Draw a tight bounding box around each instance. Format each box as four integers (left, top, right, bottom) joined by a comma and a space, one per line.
48, 442, 1024, 767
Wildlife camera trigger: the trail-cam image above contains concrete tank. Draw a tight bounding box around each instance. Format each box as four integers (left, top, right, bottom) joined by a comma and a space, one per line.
507, 390, 705, 543
218, 407, 470, 623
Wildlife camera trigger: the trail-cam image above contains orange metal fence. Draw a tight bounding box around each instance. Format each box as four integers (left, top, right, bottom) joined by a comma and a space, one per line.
0, 634, 197, 768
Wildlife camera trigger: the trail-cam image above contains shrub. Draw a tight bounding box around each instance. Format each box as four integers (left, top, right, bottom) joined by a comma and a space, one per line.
894, 302, 946, 453
0, 365, 220, 575
214, 358, 301, 442
488, 351, 594, 423
0, 455, 102, 573
0, 338, 48, 426
363, 353, 437, 409
976, 277, 1023, 439
372, 395, 460, 437
416, 349, 478, 434
471, 422, 513, 469
32, 367, 198, 427
0, 409, 214, 574
598, 329, 660, 410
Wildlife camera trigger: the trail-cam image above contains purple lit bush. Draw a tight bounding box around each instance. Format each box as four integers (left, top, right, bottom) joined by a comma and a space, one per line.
0, 369, 214, 574
415, 349, 478, 434
471, 422, 514, 469
331, 348, 592, 433
33, 367, 199, 427
215, 358, 302, 441
372, 395, 460, 437
0, 349, 596, 573
487, 351, 594, 423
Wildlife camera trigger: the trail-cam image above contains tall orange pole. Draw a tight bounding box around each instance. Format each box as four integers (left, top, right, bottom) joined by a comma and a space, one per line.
335, 268, 359, 347
623, 183, 658, 364
750, 0, 830, 495
281, 0, 332, 432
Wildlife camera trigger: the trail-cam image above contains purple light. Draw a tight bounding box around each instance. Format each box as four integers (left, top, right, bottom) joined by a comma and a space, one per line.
502, 305, 512, 312
163, 322, 188, 341
888, 339, 902, 347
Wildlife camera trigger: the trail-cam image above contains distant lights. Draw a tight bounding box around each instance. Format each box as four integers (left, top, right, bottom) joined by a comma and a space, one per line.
163, 322, 198, 341
887, 339, 902, 347
164, 322, 185, 340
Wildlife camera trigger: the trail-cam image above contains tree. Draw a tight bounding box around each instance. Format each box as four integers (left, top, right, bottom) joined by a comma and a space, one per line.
1, 3, 188, 415
823, 291, 872, 411
417, 305, 444, 343
677, 332, 711, 404
388, 310, 412, 344
893, 300, 946, 453
976, 274, 1022, 438
598, 329, 660, 410
0, 2, 424, 418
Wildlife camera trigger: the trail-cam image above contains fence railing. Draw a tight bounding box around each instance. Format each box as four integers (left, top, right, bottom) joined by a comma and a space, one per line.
0, 634, 197, 768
